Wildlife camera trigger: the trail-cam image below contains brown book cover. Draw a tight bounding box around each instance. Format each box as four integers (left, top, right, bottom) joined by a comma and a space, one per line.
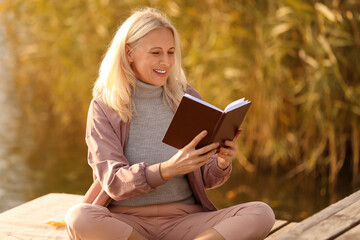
162, 94, 251, 149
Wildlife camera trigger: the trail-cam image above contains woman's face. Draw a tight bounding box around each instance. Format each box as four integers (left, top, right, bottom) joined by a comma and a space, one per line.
127, 28, 175, 86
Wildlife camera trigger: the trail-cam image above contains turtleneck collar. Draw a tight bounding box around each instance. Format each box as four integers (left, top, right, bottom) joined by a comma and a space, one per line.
134, 79, 163, 99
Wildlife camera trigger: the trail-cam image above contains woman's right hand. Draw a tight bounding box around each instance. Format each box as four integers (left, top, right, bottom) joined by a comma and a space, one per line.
160, 130, 219, 180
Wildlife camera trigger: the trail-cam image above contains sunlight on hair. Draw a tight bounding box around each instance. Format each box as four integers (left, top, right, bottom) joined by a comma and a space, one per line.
93, 7, 187, 122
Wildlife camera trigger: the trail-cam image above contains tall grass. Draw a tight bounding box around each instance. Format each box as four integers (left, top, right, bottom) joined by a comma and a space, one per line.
1, 0, 359, 197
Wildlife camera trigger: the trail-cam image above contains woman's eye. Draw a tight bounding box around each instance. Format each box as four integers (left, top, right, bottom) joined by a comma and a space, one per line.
168, 52, 175, 55
151, 52, 160, 55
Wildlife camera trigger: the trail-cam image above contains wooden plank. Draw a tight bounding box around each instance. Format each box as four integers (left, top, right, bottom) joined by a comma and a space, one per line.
299, 199, 360, 239
273, 190, 360, 240
336, 223, 360, 240
266, 220, 289, 238
274, 194, 360, 240
269, 220, 289, 234
266, 222, 297, 240
0, 193, 83, 240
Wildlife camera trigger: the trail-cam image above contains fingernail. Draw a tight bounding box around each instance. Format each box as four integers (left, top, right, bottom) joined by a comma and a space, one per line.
215, 142, 219, 146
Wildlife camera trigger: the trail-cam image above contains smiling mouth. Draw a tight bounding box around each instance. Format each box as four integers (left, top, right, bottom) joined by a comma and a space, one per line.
153, 69, 167, 74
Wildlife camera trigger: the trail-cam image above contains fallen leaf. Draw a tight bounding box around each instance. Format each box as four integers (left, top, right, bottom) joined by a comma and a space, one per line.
226, 190, 237, 200
46, 220, 66, 228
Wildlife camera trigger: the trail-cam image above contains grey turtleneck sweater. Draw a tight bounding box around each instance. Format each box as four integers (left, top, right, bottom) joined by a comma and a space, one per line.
111, 80, 195, 206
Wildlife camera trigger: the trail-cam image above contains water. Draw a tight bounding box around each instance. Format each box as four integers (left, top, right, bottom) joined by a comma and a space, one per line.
0, 76, 91, 212
0, 22, 91, 212
207, 165, 330, 221
0, 22, 28, 210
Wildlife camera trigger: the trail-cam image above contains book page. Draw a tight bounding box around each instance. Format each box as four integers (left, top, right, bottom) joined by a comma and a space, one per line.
224, 98, 250, 112
184, 94, 223, 112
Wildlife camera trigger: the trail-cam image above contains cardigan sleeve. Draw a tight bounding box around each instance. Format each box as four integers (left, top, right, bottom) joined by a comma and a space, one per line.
201, 155, 232, 189
85, 99, 167, 201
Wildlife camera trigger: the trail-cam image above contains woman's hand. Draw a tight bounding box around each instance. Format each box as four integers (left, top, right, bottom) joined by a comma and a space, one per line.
216, 129, 243, 170
160, 130, 219, 180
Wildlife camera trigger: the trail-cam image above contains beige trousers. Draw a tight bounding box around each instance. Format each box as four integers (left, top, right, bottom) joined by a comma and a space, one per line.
65, 201, 275, 240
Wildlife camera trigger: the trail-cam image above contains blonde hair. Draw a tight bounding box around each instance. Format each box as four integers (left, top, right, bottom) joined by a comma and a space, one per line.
93, 7, 187, 122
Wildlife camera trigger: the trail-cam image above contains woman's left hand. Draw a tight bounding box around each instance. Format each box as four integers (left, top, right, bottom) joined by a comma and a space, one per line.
216, 129, 243, 170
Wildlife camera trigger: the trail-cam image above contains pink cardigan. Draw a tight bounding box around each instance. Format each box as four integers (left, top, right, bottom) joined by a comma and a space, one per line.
82, 86, 232, 211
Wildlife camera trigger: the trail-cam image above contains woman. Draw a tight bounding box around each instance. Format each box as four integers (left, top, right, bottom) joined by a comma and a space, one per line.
65, 7, 275, 240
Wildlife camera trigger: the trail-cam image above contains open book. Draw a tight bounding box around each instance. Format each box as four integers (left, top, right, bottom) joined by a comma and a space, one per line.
162, 94, 251, 149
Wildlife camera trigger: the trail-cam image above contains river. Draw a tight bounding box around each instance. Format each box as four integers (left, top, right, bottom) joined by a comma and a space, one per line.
0, 22, 90, 212
0, 22, 28, 210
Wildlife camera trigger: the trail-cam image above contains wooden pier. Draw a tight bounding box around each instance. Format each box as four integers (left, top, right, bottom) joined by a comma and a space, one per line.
0, 190, 359, 239
268, 189, 360, 239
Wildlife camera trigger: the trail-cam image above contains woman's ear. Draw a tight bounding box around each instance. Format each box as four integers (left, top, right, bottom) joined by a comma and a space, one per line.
125, 44, 133, 63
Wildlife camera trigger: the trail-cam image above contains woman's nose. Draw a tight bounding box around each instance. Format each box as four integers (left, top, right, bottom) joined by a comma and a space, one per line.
160, 55, 171, 66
